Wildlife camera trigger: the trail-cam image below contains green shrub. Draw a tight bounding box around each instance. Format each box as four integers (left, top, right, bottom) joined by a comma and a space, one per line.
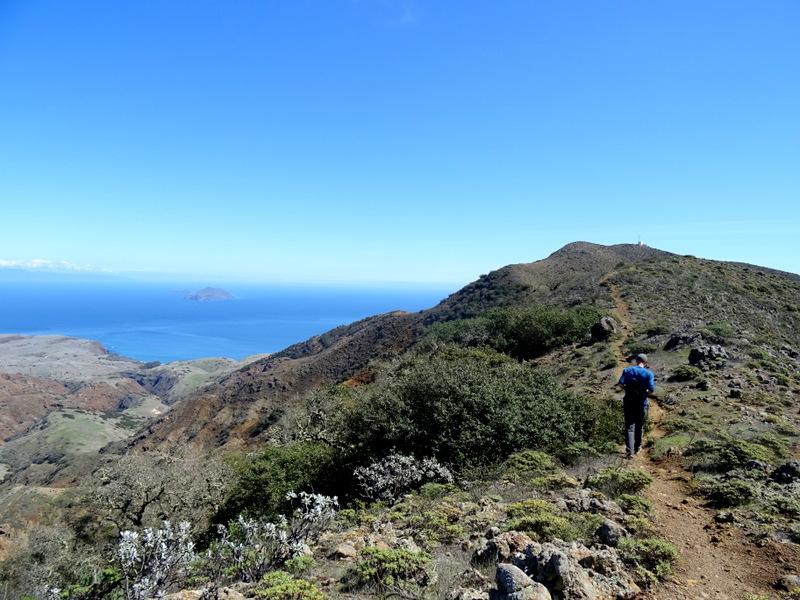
586, 468, 653, 498
428, 305, 602, 360
553, 442, 601, 466
643, 322, 670, 336
503, 450, 558, 479
350, 547, 431, 593
685, 437, 772, 472
616, 494, 654, 517
503, 499, 601, 542
255, 571, 329, 600
701, 479, 758, 508
671, 365, 704, 381
770, 495, 800, 517
221, 442, 340, 521
618, 537, 678, 587
339, 348, 596, 467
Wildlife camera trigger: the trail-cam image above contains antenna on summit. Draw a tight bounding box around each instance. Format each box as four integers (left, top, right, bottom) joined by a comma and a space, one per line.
637, 234, 643, 246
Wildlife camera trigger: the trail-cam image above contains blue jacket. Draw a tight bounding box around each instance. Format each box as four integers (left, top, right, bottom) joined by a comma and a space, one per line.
619, 365, 655, 405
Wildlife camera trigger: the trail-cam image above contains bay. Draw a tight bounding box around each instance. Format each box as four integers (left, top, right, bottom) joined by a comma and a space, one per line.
0, 280, 454, 363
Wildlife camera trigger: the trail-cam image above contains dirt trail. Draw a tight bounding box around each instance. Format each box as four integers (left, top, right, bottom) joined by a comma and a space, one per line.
605, 281, 796, 599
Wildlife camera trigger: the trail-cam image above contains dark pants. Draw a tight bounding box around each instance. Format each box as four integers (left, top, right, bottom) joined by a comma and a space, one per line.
623, 400, 649, 456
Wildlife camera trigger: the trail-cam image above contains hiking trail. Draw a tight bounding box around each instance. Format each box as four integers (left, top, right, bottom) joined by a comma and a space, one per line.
606, 281, 797, 599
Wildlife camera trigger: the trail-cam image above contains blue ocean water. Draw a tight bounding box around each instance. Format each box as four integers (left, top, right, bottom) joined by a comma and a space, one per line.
0, 281, 454, 363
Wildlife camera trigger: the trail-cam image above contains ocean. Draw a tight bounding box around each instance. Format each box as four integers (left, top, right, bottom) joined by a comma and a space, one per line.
0, 280, 455, 363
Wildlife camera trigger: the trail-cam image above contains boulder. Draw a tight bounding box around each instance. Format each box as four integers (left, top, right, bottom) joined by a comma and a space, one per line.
688, 343, 730, 365
594, 519, 628, 547
474, 531, 535, 565
590, 317, 618, 342
515, 540, 640, 600
490, 563, 551, 600
557, 489, 625, 521
771, 461, 800, 484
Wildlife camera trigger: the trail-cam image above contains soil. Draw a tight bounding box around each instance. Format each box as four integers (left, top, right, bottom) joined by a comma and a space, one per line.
606, 281, 800, 599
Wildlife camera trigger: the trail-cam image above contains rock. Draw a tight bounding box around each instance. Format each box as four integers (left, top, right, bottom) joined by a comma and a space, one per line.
595, 519, 628, 547
777, 574, 800, 591
490, 563, 551, 600
496, 563, 536, 593
558, 488, 625, 520
771, 461, 800, 484
450, 588, 491, 600
688, 343, 730, 365
474, 531, 535, 565
591, 317, 618, 342
329, 542, 358, 560
515, 540, 640, 600
665, 333, 699, 351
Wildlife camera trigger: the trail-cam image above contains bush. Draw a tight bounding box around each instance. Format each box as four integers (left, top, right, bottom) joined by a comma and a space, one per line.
671, 365, 704, 381
353, 451, 454, 504
701, 479, 758, 508
616, 494, 654, 517
503, 500, 602, 542
685, 437, 773, 472
349, 548, 431, 594
428, 305, 602, 360
770, 495, 800, 517
203, 492, 338, 585
117, 521, 196, 600
503, 450, 558, 480
586, 468, 653, 498
618, 537, 678, 587
221, 442, 340, 521
254, 571, 329, 600
339, 348, 596, 468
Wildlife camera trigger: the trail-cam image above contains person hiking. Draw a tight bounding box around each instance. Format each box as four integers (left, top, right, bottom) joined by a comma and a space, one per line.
618, 353, 655, 459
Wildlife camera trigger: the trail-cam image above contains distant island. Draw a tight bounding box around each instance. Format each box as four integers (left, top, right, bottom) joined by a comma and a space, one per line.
184, 287, 235, 301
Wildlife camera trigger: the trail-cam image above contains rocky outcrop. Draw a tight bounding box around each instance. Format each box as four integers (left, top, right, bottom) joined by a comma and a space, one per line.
491, 563, 551, 600
516, 540, 640, 600
473, 529, 640, 600
591, 317, 618, 342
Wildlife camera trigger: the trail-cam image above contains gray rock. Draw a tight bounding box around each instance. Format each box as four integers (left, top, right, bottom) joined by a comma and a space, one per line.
474, 531, 535, 565
591, 317, 618, 342
777, 574, 800, 591
516, 540, 640, 600
595, 519, 628, 547
772, 461, 800, 484
689, 343, 730, 364
496, 563, 536, 593
491, 564, 551, 600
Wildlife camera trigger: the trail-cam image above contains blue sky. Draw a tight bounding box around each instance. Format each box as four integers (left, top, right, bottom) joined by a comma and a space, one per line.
1, 1, 798, 285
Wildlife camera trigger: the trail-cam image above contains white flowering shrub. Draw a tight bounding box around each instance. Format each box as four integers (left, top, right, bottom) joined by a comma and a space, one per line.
203, 491, 338, 585
353, 451, 454, 503
117, 520, 196, 600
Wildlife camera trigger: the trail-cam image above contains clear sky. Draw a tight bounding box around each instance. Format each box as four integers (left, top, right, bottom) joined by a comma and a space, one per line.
1, 1, 798, 286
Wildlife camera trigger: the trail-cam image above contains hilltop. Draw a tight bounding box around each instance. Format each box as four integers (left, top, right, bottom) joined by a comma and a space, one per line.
0, 242, 799, 599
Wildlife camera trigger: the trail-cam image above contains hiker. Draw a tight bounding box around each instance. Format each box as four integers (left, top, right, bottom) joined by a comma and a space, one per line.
617, 353, 655, 459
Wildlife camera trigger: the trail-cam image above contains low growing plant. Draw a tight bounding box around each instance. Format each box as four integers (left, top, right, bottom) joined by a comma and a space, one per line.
254, 571, 329, 600
618, 537, 678, 587
348, 547, 431, 597
586, 468, 653, 498
701, 479, 758, 508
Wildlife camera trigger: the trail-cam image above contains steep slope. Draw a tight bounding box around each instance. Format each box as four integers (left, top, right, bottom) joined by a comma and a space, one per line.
127, 243, 683, 456
130, 310, 425, 454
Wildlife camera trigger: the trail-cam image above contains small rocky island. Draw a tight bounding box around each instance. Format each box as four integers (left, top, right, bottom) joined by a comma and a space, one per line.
184, 287, 235, 301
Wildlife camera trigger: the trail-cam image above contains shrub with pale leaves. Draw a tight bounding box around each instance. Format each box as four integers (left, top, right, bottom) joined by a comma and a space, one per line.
354, 451, 454, 503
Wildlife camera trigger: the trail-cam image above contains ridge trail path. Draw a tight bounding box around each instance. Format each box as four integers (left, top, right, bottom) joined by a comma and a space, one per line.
605, 281, 794, 599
